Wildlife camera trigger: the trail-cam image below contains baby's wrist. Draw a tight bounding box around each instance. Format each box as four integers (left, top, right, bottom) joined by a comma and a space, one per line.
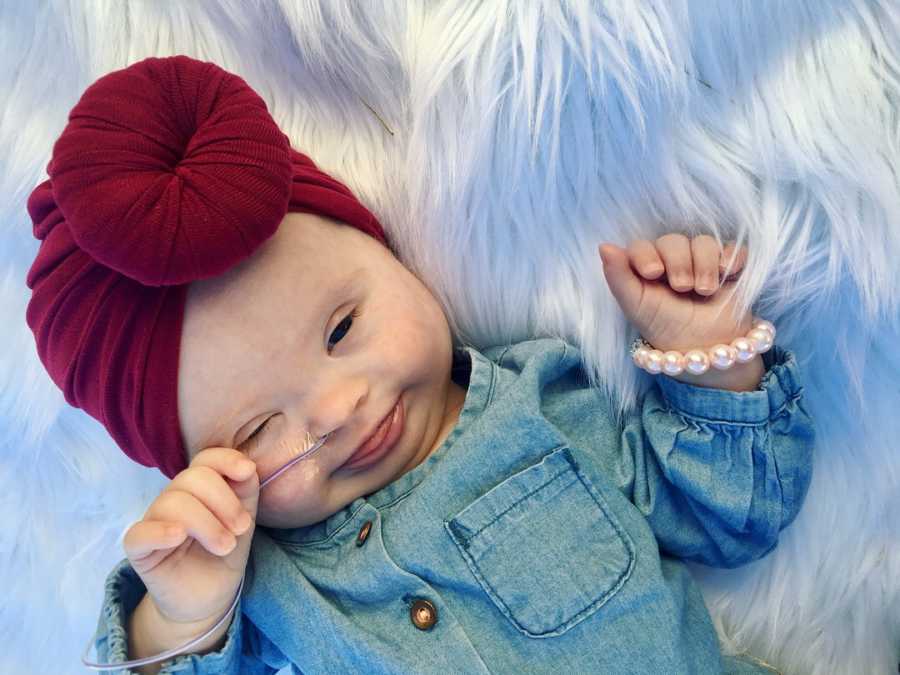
129, 592, 234, 664
630, 317, 775, 389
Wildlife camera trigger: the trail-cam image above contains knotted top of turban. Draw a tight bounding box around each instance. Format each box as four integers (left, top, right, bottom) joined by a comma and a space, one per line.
25, 54, 389, 479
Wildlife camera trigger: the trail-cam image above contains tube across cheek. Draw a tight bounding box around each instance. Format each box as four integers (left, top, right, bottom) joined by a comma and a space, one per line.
256, 428, 327, 489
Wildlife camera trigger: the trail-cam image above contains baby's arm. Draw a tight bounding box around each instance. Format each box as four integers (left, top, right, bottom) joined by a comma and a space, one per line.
613, 343, 815, 567
600, 233, 815, 567
596, 234, 815, 566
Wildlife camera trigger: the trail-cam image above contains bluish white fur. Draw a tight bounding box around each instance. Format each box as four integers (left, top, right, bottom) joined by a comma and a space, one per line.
1, 1, 897, 673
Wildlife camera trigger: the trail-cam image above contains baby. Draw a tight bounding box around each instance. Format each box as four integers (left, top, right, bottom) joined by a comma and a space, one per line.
26, 56, 814, 674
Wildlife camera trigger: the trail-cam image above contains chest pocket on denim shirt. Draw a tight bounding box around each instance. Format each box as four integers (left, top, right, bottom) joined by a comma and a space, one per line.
444, 446, 635, 638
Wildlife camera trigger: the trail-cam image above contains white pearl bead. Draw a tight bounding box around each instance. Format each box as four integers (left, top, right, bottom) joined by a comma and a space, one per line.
644, 350, 665, 374
709, 344, 737, 370
633, 346, 651, 368
683, 349, 710, 374
753, 319, 776, 339
731, 336, 757, 363
631, 319, 775, 376
747, 328, 773, 354
662, 351, 685, 375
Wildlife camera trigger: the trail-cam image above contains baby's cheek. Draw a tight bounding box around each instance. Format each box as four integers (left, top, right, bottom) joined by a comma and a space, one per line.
371, 319, 415, 364
255, 461, 331, 527
384, 328, 444, 384
397, 301, 451, 364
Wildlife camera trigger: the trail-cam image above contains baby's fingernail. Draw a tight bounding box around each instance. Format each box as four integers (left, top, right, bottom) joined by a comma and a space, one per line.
234, 512, 253, 533
698, 275, 716, 292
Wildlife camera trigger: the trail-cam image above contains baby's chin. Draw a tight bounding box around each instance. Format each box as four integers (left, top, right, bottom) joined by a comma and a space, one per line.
256, 500, 338, 529
257, 512, 320, 530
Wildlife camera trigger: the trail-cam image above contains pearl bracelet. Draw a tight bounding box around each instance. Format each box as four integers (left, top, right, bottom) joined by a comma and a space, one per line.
630, 317, 775, 376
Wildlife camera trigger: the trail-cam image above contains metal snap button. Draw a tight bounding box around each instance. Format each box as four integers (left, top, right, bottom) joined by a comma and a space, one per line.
410, 598, 437, 630
356, 520, 373, 547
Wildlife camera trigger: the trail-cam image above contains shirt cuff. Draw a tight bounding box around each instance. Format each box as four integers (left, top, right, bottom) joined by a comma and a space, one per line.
96, 558, 244, 674
654, 344, 804, 424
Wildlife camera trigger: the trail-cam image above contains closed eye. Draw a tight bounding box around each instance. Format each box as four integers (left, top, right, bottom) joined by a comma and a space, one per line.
241, 417, 271, 450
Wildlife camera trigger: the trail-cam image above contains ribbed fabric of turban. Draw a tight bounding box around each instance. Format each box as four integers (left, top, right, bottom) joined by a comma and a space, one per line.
25, 54, 389, 480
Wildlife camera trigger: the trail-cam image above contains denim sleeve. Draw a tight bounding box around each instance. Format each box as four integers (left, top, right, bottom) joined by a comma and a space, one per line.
91, 558, 291, 674
621, 344, 815, 568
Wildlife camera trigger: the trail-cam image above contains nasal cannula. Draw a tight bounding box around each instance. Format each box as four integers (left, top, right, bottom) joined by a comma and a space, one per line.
258, 429, 332, 489
82, 430, 333, 670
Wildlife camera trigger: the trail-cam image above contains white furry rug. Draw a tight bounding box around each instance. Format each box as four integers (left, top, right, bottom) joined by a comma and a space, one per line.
2, 2, 898, 674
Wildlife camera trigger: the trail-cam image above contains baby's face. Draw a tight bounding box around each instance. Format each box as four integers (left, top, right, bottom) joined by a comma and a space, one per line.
177, 212, 465, 529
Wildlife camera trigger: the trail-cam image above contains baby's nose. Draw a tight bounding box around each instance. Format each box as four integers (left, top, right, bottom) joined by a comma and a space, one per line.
307, 376, 370, 438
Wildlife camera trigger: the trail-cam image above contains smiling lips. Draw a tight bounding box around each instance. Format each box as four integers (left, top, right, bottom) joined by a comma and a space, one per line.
342, 398, 404, 470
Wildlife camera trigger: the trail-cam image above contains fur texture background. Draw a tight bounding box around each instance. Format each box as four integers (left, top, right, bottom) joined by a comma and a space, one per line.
1, 1, 898, 673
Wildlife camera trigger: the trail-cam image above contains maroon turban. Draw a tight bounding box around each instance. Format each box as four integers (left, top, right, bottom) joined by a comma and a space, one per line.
25, 55, 389, 479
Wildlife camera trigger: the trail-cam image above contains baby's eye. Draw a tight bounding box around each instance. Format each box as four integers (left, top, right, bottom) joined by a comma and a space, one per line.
327, 309, 358, 352
244, 417, 271, 447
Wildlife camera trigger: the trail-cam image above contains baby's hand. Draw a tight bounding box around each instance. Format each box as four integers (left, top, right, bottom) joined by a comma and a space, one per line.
122, 448, 259, 630
598, 234, 752, 354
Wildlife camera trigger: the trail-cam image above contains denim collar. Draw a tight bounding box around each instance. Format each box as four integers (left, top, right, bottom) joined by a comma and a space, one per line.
259, 344, 497, 546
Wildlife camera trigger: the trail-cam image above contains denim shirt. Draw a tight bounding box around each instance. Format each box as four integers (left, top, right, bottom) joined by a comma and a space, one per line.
92, 337, 814, 674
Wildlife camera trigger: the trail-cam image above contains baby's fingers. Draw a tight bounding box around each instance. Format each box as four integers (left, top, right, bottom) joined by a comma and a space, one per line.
625, 240, 665, 280
720, 243, 748, 279
123, 519, 188, 566
690, 235, 722, 296
188, 446, 260, 509
148, 489, 245, 558
168, 465, 254, 538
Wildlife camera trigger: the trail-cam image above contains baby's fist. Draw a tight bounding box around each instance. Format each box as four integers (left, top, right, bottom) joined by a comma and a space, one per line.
598, 234, 751, 354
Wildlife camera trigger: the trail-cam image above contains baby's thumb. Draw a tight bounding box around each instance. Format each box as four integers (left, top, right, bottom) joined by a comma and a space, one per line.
598, 243, 644, 321
227, 469, 260, 561
230, 467, 261, 522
